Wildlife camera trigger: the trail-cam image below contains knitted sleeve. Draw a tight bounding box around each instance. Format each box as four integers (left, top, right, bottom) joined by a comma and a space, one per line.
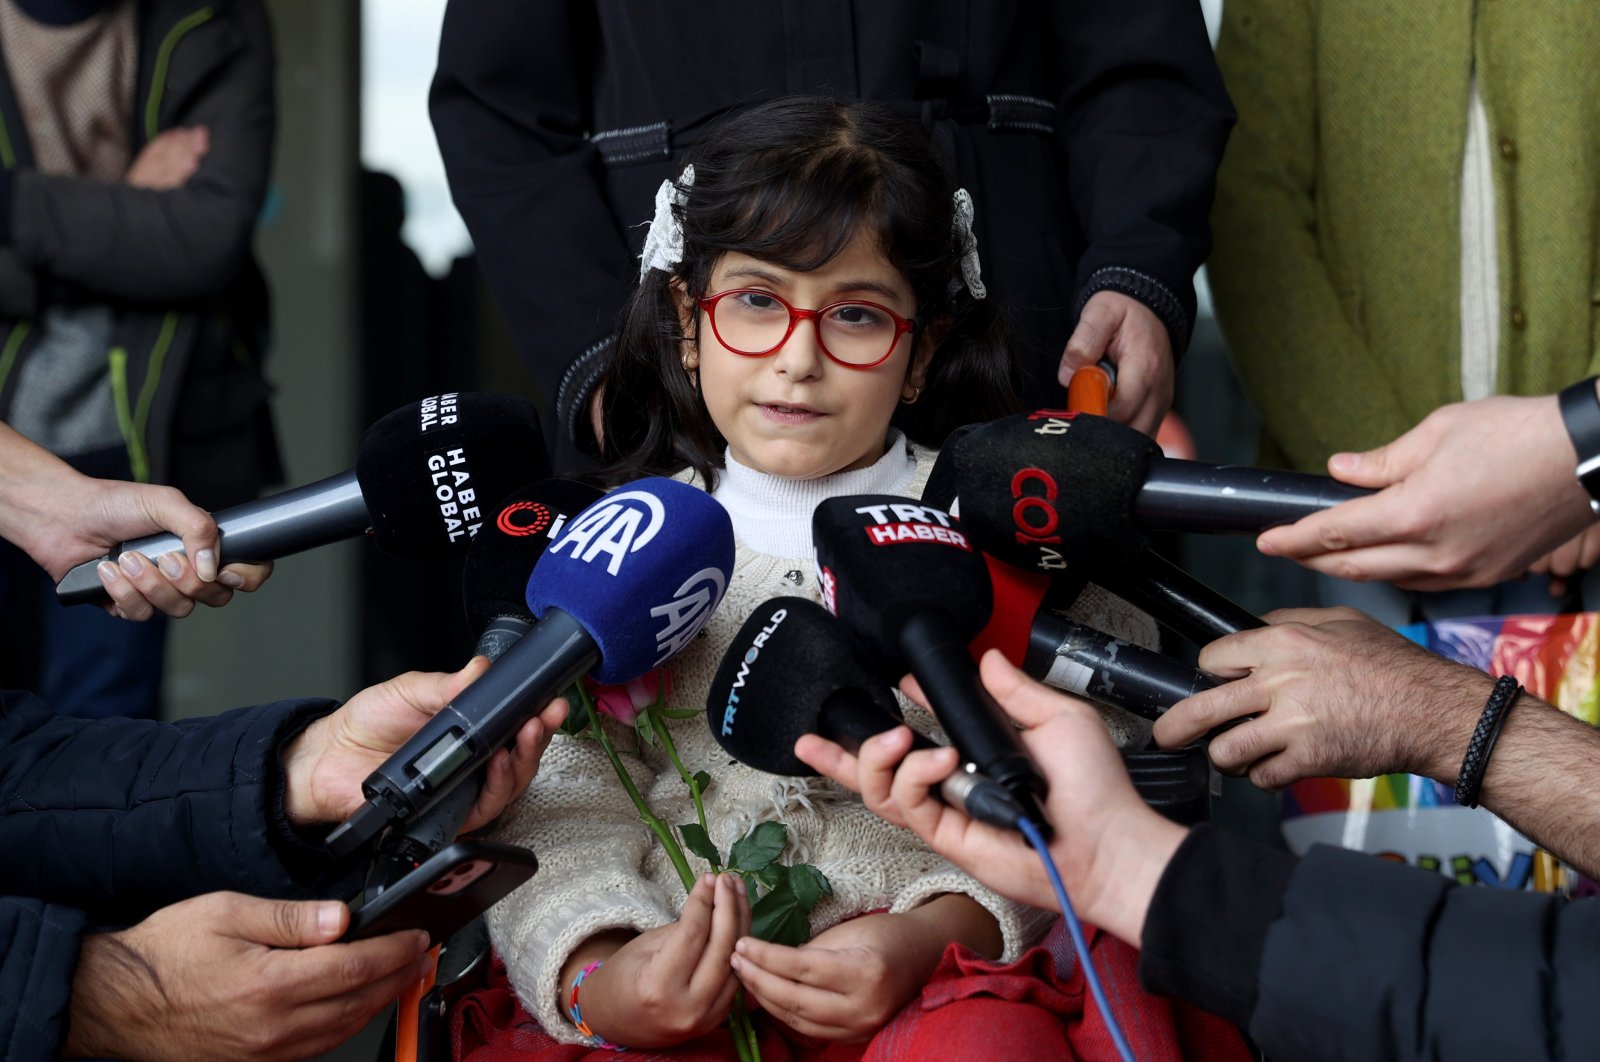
486, 728, 680, 1044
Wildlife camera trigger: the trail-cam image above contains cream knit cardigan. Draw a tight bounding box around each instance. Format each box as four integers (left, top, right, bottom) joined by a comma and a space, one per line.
487, 436, 1158, 1042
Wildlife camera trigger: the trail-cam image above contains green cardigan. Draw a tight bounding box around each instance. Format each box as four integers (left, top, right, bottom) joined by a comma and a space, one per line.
1209, 0, 1600, 472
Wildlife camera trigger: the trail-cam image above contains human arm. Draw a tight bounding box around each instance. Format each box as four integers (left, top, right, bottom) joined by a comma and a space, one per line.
430, 1, 628, 461
730, 893, 1001, 1041
1153, 607, 1600, 879
1205, 0, 1417, 469
61, 893, 429, 1062
0, 422, 271, 618
1, 1, 274, 302
1255, 393, 1598, 589
1050, 0, 1234, 432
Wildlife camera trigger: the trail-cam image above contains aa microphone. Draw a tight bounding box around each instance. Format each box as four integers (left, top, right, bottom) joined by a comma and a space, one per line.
462, 479, 606, 660
707, 597, 1029, 831
812, 494, 1048, 830
943, 410, 1373, 575
326, 477, 735, 857
56, 392, 549, 605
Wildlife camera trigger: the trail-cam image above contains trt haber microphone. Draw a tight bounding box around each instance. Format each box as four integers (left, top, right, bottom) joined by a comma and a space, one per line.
462, 478, 606, 660
708, 597, 1029, 831
56, 392, 550, 604
812, 494, 1048, 829
326, 477, 735, 857
942, 410, 1373, 577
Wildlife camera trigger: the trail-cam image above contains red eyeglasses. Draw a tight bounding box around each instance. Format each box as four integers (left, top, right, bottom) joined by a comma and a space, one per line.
696, 289, 917, 369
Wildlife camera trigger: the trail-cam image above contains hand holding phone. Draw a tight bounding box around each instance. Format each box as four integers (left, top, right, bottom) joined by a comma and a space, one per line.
344, 839, 538, 943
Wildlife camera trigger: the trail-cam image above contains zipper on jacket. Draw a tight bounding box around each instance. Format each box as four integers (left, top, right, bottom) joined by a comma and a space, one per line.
145, 6, 215, 140
0, 322, 30, 401
0, 106, 13, 169
111, 312, 180, 483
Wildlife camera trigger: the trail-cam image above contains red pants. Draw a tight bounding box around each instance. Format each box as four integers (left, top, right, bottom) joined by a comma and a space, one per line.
452, 924, 1250, 1061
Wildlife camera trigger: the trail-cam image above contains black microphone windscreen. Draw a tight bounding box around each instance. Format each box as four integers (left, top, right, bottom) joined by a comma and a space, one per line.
462, 478, 605, 633
919, 423, 980, 512
355, 392, 549, 558
947, 411, 1159, 576
707, 597, 901, 775
811, 494, 992, 668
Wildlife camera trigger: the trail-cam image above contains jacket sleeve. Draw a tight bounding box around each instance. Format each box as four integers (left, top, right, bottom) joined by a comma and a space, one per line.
1206, 0, 1415, 469
430, 0, 628, 457
486, 728, 681, 1044
0, 690, 352, 924
2, 0, 275, 304
0, 898, 85, 1062
1051, 0, 1236, 354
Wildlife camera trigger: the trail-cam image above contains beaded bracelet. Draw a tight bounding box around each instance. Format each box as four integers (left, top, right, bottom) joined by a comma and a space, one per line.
1453, 675, 1523, 809
568, 960, 626, 1051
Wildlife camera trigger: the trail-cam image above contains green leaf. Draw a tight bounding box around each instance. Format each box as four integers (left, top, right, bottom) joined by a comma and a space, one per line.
692, 770, 713, 795
743, 862, 785, 898
787, 863, 832, 912
635, 715, 659, 747
559, 687, 592, 736
749, 878, 812, 947
727, 821, 787, 873
679, 823, 722, 869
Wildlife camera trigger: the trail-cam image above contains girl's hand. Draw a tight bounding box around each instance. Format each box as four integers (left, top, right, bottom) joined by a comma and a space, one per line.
574, 874, 751, 1048
730, 907, 955, 1041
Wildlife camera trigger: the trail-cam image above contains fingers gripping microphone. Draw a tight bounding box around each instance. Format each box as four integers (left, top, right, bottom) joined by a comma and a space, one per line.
462, 479, 606, 660
56, 392, 550, 604
326, 477, 735, 857
812, 495, 1049, 830
707, 597, 1029, 831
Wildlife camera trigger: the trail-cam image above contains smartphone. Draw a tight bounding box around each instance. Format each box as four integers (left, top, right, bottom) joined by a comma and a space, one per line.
343, 838, 538, 943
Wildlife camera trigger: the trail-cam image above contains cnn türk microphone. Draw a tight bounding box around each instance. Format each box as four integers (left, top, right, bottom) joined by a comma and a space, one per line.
812, 494, 1048, 831
942, 410, 1373, 575
326, 477, 734, 858
708, 597, 1029, 831
462, 479, 606, 660
56, 392, 549, 605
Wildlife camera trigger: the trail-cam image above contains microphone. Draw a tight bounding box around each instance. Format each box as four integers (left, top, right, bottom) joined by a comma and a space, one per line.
462, 479, 606, 660
326, 477, 735, 857
941, 410, 1373, 575
707, 597, 1030, 831
56, 392, 549, 605
811, 494, 1048, 829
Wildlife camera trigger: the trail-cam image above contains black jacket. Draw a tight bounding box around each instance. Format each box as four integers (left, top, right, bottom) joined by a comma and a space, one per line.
431, 0, 1234, 471
0, 0, 279, 509
1140, 825, 1600, 1060
0, 690, 350, 1060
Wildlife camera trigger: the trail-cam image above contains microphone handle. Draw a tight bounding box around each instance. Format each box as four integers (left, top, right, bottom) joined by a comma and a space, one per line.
1023, 610, 1221, 721
475, 614, 532, 662
816, 690, 1027, 831
55, 469, 369, 605
1134, 457, 1373, 533
327, 607, 595, 858
899, 610, 1048, 825
1098, 550, 1265, 644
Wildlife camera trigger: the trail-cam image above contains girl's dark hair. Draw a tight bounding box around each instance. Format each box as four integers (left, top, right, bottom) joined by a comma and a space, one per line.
596, 96, 1018, 488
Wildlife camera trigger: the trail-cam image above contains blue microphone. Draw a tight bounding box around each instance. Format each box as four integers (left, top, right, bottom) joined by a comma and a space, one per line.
327, 477, 735, 857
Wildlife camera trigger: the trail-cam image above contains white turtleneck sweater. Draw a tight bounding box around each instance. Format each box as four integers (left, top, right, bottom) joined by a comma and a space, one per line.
488, 432, 1157, 1043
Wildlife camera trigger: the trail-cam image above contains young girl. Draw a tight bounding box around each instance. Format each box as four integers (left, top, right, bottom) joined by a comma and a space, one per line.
475, 97, 1235, 1059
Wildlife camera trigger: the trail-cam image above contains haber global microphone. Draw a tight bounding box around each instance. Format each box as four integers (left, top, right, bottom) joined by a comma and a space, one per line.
56, 392, 549, 605
708, 597, 1029, 831
326, 477, 735, 857
811, 494, 1048, 829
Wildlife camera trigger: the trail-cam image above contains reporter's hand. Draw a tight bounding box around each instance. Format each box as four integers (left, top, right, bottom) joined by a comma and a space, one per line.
63, 892, 430, 1062
571, 873, 750, 1048
279, 657, 567, 830
125, 126, 209, 190
1058, 290, 1174, 435
796, 651, 1184, 947
1257, 394, 1596, 589
1527, 523, 1600, 598
1153, 607, 1493, 789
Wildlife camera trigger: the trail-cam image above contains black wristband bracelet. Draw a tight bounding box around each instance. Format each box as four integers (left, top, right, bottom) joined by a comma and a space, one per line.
1453, 675, 1523, 809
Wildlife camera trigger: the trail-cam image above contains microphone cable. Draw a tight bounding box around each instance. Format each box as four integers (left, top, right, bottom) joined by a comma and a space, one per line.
1018, 816, 1137, 1062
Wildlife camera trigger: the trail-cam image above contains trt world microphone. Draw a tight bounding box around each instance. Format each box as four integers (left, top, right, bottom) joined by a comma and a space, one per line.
56, 392, 549, 605
462, 479, 606, 660
942, 410, 1373, 576
326, 477, 735, 857
812, 494, 1048, 829
708, 597, 1029, 831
